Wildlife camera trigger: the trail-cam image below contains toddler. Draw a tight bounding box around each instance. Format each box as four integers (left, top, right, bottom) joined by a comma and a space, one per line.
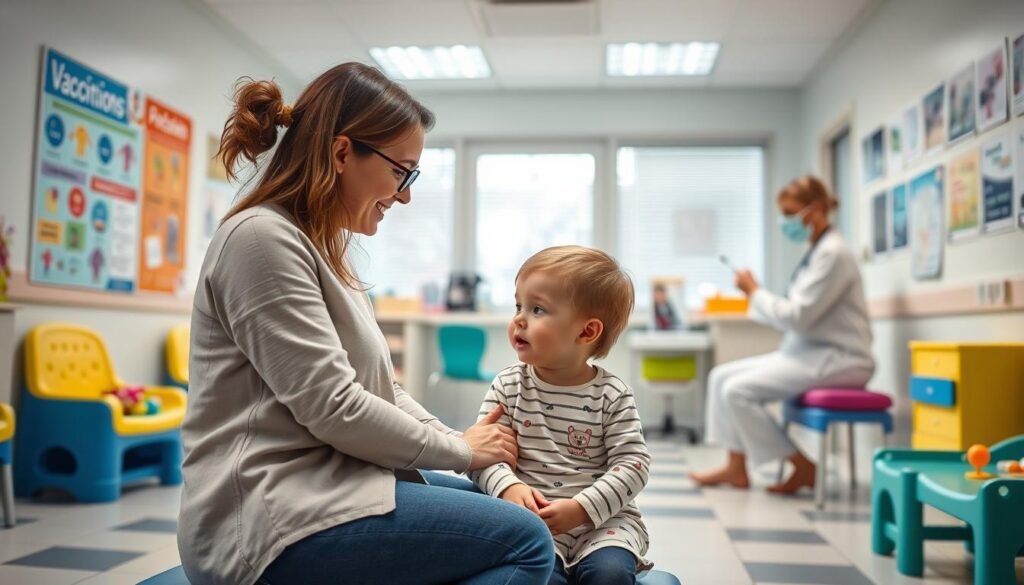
470, 245, 651, 585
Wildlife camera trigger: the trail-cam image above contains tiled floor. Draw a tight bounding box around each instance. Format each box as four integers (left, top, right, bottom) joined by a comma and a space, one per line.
1, 441, 1021, 584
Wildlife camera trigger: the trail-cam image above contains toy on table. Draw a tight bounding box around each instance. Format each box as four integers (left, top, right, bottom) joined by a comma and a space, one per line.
105, 386, 162, 416
965, 444, 993, 479
996, 460, 1024, 475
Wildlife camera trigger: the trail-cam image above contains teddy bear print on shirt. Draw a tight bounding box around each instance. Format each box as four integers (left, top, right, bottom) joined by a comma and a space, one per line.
567, 426, 593, 458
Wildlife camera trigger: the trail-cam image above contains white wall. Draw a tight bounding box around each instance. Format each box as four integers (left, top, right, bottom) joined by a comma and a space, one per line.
799, 0, 1024, 444
0, 0, 297, 400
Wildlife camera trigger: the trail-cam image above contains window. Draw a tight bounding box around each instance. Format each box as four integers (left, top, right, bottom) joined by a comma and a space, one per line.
352, 147, 455, 297
474, 151, 596, 308
616, 146, 765, 309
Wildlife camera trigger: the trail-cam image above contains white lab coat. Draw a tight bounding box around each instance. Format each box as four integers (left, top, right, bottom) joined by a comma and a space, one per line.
705, 229, 875, 466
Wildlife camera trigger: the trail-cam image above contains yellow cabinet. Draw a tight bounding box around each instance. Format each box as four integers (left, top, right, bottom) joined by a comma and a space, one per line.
909, 342, 1024, 450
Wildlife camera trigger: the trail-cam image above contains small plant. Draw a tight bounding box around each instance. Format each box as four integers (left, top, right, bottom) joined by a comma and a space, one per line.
0, 216, 13, 302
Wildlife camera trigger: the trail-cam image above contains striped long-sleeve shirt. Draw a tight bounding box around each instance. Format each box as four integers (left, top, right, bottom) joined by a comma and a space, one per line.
469, 363, 651, 568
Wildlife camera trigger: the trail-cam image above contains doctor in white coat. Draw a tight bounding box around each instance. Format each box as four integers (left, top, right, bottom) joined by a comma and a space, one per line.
690, 175, 875, 494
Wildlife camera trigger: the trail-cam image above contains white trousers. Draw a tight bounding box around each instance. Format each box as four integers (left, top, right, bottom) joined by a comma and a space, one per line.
704, 349, 874, 467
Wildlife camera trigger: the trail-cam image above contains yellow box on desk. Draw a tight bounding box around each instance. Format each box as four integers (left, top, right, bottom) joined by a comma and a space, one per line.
642, 356, 696, 381
704, 295, 749, 314
373, 296, 421, 314
909, 342, 1024, 450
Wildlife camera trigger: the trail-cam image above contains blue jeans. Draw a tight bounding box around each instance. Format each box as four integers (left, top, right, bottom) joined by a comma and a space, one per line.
547, 547, 637, 585
259, 471, 555, 585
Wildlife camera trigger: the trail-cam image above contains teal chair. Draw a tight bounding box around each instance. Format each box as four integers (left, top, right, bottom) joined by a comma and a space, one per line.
427, 325, 495, 429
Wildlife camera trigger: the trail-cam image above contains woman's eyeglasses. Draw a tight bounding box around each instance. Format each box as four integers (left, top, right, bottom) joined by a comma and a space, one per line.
356, 142, 420, 193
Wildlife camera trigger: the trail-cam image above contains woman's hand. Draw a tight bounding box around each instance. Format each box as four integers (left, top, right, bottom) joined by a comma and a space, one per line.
735, 269, 760, 297
464, 405, 519, 471
499, 483, 550, 514
538, 499, 589, 535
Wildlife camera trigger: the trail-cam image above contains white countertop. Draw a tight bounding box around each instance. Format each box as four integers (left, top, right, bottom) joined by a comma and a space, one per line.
627, 330, 712, 351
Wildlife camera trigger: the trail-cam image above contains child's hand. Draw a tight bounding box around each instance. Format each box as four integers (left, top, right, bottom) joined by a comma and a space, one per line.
539, 499, 589, 535
500, 484, 550, 513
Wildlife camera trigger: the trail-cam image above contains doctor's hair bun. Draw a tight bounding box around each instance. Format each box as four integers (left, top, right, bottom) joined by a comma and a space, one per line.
779, 175, 838, 209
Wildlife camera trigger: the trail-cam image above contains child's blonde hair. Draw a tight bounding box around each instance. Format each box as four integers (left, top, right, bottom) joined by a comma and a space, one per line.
516, 245, 634, 359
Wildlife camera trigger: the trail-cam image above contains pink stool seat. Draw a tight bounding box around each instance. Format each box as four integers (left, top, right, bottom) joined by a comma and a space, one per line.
798, 388, 892, 411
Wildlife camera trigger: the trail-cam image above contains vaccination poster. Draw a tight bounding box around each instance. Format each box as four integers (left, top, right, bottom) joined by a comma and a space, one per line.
891, 183, 908, 250
30, 47, 192, 295
946, 63, 976, 145
910, 166, 944, 280
138, 97, 192, 294
980, 133, 1015, 233
976, 42, 1008, 132
946, 149, 980, 241
923, 84, 946, 157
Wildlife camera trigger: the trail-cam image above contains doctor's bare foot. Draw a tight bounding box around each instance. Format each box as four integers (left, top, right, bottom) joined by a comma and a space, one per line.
689, 451, 750, 488
767, 451, 816, 494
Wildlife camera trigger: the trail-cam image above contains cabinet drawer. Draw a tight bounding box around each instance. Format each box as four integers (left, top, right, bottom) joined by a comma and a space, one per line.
909, 376, 956, 406
913, 403, 961, 442
911, 349, 960, 380
912, 432, 961, 451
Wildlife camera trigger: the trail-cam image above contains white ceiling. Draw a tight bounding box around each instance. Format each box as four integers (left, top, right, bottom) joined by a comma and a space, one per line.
200, 0, 873, 90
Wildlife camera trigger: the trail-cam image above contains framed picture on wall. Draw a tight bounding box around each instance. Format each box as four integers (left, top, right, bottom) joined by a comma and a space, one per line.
923, 84, 946, 157
980, 132, 1015, 233
861, 126, 885, 184
976, 41, 1009, 132
910, 166, 945, 280
891, 183, 908, 250
902, 102, 923, 164
946, 148, 980, 241
947, 63, 976, 145
887, 115, 904, 175
871, 190, 888, 257
1014, 128, 1024, 229
1012, 33, 1024, 117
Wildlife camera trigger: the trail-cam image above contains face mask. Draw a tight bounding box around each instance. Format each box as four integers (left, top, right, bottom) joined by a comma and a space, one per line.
778, 205, 812, 242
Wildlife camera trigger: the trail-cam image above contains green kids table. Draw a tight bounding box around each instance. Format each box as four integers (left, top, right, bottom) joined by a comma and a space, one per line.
872, 435, 1024, 585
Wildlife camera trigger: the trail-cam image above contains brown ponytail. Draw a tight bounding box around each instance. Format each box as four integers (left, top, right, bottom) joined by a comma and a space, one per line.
218, 78, 293, 178
218, 63, 435, 288
778, 175, 839, 211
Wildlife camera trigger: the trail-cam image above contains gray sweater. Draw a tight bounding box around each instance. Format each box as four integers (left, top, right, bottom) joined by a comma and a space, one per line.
178, 204, 472, 585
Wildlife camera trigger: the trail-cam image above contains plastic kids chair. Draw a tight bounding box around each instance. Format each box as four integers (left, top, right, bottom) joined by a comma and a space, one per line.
426, 325, 495, 429
14, 323, 187, 502
164, 324, 189, 389
0, 402, 15, 527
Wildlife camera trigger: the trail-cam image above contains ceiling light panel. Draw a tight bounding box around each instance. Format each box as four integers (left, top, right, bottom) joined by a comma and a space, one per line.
606, 42, 719, 76
369, 45, 492, 80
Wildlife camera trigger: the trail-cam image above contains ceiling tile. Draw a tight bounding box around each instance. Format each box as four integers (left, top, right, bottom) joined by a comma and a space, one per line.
601, 0, 740, 42
711, 41, 829, 87
728, 0, 869, 41
484, 38, 603, 86
275, 48, 372, 84
329, 0, 481, 46
209, 1, 357, 50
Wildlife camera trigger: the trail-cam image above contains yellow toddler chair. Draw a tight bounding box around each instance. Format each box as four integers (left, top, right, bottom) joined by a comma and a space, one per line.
164, 325, 189, 390
14, 323, 187, 502
0, 403, 15, 527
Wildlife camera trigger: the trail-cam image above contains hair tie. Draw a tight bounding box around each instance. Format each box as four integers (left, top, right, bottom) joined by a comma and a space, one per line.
276, 104, 294, 128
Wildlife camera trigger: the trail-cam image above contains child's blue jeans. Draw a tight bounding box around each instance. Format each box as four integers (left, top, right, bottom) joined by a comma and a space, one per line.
258, 471, 555, 585
548, 547, 637, 585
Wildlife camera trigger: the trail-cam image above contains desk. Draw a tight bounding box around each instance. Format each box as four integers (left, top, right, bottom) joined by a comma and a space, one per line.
688, 313, 783, 366
627, 330, 712, 442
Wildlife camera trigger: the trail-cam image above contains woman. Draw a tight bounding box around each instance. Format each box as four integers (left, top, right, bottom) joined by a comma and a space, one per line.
690, 176, 875, 493
178, 64, 555, 585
